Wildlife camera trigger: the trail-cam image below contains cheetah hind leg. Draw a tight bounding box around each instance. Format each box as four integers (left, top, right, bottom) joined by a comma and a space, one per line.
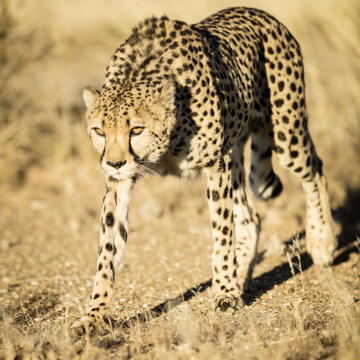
302, 171, 337, 266
249, 131, 283, 201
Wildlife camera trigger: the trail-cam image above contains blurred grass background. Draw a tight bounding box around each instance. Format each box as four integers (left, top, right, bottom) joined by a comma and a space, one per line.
0, 0, 359, 190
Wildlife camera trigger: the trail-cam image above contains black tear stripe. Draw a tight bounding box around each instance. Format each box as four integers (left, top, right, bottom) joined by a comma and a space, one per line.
100, 148, 105, 164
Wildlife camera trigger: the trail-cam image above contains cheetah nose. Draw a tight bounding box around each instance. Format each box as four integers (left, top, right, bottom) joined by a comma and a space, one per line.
107, 160, 127, 169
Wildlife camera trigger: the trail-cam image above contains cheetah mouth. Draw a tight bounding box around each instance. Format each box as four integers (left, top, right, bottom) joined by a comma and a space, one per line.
107, 171, 137, 181
104, 168, 138, 181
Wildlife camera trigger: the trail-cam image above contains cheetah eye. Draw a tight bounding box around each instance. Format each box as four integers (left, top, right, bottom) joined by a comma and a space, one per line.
130, 127, 144, 136
94, 128, 105, 136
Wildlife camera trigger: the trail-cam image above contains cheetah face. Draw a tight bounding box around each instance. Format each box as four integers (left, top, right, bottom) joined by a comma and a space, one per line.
83, 82, 177, 180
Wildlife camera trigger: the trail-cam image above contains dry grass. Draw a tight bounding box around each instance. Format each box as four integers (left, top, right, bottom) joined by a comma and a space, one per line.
1, 266, 360, 360
1, 0, 360, 359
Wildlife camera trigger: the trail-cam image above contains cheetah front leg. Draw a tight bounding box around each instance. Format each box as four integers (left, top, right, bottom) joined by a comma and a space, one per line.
72, 177, 134, 331
231, 143, 261, 292
205, 155, 244, 311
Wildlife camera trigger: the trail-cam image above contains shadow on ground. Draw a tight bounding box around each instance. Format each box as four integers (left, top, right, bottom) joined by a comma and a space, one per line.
113, 186, 360, 329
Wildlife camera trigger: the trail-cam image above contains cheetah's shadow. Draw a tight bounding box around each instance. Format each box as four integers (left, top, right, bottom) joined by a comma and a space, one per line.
115, 186, 360, 328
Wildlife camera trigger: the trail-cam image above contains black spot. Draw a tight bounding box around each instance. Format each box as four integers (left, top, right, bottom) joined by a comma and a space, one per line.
222, 265, 228, 271
274, 99, 284, 108
278, 81, 285, 91
223, 208, 229, 220
93, 294, 100, 300
277, 131, 286, 141
291, 136, 298, 145
205, 159, 217, 168
222, 226, 229, 235
212, 190, 220, 202
290, 151, 299, 158
223, 186, 229, 199
98, 263, 103, 271
282, 115, 289, 124
221, 239, 227, 246
119, 223, 128, 242
105, 243, 113, 252
105, 212, 114, 227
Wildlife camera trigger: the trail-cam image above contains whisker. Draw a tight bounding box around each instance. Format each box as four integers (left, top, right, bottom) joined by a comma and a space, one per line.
137, 163, 158, 176
91, 164, 104, 179
141, 160, 162, 165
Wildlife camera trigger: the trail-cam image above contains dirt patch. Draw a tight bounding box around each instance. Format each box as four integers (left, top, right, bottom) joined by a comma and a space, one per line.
1, 162, 359, 359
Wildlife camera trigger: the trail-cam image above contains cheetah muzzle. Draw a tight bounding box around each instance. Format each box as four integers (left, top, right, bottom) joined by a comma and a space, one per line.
71, 6, 337, 332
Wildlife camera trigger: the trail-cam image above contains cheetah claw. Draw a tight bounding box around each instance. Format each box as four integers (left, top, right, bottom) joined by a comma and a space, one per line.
213, 294, 244, 312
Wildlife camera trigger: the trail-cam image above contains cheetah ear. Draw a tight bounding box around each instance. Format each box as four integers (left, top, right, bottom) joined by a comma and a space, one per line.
83, 86, 100, 109
155, 81, 176, 109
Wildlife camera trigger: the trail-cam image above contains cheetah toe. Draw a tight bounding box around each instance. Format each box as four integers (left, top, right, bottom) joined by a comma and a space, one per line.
309, 242, 336, 267
71, 315, 111, 335
213, 294, 244, 312
307, 231, 337, 267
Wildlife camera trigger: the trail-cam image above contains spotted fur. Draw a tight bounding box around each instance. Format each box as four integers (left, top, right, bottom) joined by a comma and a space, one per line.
73, 7, 336, 330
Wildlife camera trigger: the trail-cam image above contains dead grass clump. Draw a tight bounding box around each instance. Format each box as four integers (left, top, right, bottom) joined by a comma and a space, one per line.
1, 274, 360, 359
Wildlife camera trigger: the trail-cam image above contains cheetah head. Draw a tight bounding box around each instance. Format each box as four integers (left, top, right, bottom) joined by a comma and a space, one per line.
83, 82, 177, 180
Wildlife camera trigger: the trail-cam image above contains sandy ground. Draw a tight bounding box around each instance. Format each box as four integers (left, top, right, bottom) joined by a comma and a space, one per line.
0, 157, 359, 359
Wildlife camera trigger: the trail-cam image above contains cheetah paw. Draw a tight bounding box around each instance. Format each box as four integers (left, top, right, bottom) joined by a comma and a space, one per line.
307, 232, 337, 267
213, 294, 244, 312
308, 244, 336, 267
71, 315, 111, 335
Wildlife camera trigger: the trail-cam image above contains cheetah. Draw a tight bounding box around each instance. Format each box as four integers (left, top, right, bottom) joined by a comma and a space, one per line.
73, 7, 337, 330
